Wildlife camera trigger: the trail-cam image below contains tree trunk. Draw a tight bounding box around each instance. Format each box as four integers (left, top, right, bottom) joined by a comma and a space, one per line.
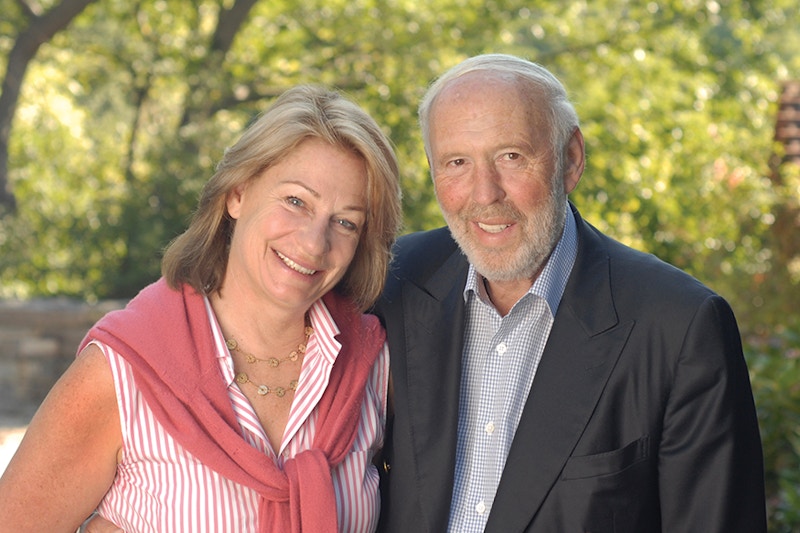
0, 0, 98, 213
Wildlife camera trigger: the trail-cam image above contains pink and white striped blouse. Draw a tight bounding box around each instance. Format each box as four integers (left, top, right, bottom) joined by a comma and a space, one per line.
92, 297, 389, 533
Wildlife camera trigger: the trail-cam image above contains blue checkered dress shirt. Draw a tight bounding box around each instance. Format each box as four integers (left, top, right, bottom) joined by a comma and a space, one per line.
447, 205, 578, 532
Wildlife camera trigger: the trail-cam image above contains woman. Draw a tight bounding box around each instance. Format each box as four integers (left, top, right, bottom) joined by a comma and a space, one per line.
0, 85, 402, 532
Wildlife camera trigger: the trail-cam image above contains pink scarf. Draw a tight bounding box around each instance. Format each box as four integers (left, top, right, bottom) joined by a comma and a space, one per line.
79, 278, 384, 532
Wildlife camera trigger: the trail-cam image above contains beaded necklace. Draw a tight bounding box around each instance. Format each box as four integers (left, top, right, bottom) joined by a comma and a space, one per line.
226, 316, 313, 398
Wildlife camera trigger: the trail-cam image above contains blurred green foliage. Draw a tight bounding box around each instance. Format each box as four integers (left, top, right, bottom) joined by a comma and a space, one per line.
747, 328, 800, 532
1, 0, 799, 530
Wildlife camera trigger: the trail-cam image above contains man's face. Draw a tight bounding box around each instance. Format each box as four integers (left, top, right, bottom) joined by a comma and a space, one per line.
429, 72, 579, 284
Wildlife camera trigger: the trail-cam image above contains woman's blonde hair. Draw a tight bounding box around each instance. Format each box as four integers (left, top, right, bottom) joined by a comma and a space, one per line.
162, 84, 402, 311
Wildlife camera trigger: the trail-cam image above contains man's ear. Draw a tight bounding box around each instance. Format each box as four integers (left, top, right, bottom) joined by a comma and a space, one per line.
563, 127, 585, 194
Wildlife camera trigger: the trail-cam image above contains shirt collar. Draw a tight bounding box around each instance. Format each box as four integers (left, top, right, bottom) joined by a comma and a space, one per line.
464, 201, 578, 317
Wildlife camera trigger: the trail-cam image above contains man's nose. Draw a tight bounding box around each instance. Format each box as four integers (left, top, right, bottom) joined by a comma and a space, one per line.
471, 164, 506, 205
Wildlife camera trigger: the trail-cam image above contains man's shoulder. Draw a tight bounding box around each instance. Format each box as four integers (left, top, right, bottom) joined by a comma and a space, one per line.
579, 218, 719, 307
384, 227, 462, 287
395, 226, 455, 251
392, 227, 460, 266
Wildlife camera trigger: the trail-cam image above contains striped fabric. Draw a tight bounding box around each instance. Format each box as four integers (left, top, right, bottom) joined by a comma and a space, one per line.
93, 298, 389, 533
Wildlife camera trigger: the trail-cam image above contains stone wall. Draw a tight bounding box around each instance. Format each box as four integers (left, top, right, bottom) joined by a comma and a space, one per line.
0, 299, 126, 421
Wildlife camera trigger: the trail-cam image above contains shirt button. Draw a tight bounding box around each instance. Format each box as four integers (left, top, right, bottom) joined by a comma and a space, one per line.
476, 500, 486, 515
496, 342, 507, 355
485, 421, 495, 435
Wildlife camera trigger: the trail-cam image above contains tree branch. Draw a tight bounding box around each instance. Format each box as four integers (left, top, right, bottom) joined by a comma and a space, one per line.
0, 0, 98, 213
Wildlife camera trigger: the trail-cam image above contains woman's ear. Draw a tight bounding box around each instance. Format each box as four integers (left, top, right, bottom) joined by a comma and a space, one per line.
226, 183, 246, 220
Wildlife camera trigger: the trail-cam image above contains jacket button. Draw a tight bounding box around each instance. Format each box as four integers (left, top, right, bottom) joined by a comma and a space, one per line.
383, 460, 392, 473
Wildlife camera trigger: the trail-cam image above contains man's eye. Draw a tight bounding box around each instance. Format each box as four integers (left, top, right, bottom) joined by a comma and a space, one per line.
504, 153, 521, 161
450, 158, 465, 167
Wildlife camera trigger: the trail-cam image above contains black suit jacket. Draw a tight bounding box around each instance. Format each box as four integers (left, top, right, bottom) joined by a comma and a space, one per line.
374, 205, 766, 532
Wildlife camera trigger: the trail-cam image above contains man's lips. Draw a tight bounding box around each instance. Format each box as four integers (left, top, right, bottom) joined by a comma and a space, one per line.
477, 222, 512, 233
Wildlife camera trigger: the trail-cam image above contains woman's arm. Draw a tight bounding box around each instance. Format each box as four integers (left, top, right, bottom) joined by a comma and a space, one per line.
80, 513, 124, 533
0, 343, 122, 533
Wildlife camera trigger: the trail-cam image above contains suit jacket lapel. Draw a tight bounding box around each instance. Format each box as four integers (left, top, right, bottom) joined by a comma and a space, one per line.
402, 248, 469, 530
485, 212, 634, 532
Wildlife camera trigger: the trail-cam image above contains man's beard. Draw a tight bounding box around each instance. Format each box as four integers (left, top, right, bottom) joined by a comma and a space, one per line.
443, 172, 567, 283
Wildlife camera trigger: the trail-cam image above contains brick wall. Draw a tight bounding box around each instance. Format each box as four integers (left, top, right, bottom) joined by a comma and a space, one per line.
0, 299, 126, 420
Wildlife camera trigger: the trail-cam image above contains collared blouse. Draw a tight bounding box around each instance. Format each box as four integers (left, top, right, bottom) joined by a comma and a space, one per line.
93, 297, 389, 533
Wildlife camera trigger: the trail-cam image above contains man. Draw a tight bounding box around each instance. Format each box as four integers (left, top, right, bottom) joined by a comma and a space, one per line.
374, 54, 766, 532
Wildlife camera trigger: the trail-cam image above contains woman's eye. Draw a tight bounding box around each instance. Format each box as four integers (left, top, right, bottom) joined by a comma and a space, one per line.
287, 196, 304, 207
336, 218, 359, 232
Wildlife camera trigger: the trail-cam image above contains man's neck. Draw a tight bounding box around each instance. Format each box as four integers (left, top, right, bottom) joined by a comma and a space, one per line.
482, 269, 541, 317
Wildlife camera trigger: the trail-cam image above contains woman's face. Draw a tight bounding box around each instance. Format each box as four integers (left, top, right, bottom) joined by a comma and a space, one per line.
224, 137, 368, 313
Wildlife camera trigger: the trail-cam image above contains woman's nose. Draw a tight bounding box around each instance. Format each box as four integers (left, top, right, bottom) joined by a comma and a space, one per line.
297, 217, 331, 257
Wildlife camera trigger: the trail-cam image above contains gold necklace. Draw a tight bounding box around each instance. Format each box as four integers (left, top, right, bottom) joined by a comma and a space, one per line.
225, 318, 313, 367
236, 372, 298, 398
